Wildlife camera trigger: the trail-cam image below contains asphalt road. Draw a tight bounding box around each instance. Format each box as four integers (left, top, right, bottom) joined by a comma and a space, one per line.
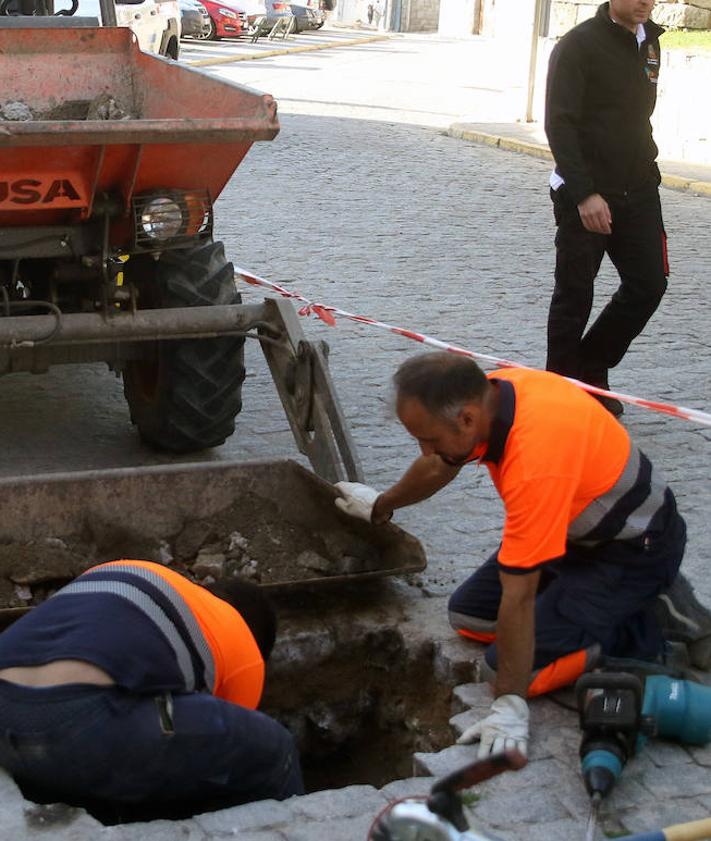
2, 34, 711, 601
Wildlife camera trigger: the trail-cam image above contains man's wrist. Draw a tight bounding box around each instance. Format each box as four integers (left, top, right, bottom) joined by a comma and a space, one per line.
494, 689, 526, 701
371, 493, 393, 525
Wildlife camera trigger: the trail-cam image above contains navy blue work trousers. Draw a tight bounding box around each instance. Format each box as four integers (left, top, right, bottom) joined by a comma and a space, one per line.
449, 508, 686, 674
0, 681, 303, 823
546, 182, 668, 385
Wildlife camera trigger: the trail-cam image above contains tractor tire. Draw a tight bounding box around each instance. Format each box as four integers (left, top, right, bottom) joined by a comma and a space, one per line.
122, 240, 246, 453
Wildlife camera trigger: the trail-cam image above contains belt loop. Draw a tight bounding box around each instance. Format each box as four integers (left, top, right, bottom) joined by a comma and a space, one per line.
155, 692, 175, 736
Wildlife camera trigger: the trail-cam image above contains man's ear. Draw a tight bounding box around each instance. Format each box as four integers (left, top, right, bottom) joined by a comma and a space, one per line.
458, 401, 484, 430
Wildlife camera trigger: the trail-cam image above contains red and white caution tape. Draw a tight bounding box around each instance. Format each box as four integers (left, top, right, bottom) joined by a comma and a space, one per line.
236, 266, 711, 429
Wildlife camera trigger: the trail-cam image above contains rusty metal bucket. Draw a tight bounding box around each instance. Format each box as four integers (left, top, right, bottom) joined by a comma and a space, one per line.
0, 26, 279, 226
0, 460, 426, 623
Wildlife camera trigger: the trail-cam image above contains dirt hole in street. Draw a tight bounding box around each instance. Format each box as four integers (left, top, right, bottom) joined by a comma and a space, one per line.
263, 617, 455, 795
15, 589, 459, 826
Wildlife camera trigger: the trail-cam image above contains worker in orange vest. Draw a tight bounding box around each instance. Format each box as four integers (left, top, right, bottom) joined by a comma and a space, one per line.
0, 560, 303, 822
335, 352, 710, 759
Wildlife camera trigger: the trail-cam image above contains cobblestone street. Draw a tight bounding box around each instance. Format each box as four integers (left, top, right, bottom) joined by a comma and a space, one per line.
218, 113, 711, 605
2, 34, 711, 840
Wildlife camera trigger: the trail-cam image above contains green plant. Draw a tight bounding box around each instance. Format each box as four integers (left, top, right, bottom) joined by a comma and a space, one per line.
660, 29, 711, 52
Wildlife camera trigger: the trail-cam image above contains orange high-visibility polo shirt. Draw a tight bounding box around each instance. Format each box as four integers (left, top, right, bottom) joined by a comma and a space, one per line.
469, 368, 633, 573
94, 560, 265, 707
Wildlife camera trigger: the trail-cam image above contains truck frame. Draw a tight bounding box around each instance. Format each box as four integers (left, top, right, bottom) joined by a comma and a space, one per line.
0, 18, 361, 484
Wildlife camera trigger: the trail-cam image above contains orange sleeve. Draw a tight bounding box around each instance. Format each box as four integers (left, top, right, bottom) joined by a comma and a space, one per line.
95, 560, 265, 707
190, 594, 265, 709
497, 474, 577, 572
216, 659, 265, 709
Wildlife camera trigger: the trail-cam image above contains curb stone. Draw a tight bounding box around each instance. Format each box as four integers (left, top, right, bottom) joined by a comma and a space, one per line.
447, 124, 711, 198
185, 34, 392, 67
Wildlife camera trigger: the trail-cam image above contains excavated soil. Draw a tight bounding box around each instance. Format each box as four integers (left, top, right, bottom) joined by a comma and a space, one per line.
0, 493, 386, 610
0, 94, 137, 122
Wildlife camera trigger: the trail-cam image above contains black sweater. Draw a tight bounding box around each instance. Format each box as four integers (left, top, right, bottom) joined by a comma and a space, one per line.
545, 2, 664, 205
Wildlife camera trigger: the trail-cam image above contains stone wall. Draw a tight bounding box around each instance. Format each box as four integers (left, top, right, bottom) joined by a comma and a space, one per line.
401, 0, 441, 30
549, 0, 711, 36
653, 47, 711, 163
655, 0, 711, 29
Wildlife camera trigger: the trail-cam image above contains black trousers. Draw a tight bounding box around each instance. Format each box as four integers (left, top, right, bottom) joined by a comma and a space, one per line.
448, 501, 686, 695
546, 184, 668, 384
0, 681, 304, 824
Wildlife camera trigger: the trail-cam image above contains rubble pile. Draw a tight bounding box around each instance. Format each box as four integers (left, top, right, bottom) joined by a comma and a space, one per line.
0, 93, 135, 122
0, 496, 381, 610
0, 101, 34, 122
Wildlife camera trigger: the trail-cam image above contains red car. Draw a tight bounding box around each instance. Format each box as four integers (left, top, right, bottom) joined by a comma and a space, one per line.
199, 0, 248, 39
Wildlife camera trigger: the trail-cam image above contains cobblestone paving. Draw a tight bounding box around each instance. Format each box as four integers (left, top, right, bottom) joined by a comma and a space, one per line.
2, 97, 711, 840
219, 113, 711, 601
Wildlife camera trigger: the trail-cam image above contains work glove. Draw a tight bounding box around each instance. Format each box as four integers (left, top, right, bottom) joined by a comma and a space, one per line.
334, 481, 381, 523
456, 694, 529, 759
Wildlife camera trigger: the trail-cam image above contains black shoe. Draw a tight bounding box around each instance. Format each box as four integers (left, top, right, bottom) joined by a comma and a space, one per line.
654, 574, 711, 670
593, 392, 624, 417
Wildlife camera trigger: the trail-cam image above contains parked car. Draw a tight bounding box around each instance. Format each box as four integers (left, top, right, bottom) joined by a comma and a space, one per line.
229, 0, 266, 28
248, 1, 294, 38
179, 0, 211, 38
290, 3, 323, 31
69, 0, 182, 58
250, 1, 321, 36
198, 0, 247, 38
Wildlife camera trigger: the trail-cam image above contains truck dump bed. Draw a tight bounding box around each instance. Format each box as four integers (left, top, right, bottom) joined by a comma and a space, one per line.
0, 27, 279, 225
0, 461, 426, 624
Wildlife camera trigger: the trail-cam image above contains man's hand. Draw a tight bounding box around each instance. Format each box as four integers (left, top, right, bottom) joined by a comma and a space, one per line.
334, 482, 390, 524
456, 694, 529, 759
577, 193, 612, 234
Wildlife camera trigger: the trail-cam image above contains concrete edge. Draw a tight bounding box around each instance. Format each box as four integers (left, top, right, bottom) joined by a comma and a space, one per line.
185, 33, 392, 67
447, 124, 711, 198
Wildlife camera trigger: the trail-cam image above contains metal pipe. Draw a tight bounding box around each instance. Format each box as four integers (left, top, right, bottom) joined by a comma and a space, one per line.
526, 0, 547, 123
99, 0, 118, 27
0, 303, 272, 347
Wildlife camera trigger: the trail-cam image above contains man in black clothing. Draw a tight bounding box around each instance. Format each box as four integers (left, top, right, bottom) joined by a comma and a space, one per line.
545, 0, 668, 417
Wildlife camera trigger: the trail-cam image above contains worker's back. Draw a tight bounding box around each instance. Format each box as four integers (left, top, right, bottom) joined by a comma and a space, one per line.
0, 560, 264, 708
0, 559, 302, 818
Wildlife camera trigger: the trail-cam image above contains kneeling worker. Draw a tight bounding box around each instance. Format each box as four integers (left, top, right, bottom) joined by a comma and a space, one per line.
0, 560, 303, 821
335, 352, 711, 758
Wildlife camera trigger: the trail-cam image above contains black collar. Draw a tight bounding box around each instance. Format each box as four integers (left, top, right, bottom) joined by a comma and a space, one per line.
481, 379, 515, 465
596, 2, 664, 42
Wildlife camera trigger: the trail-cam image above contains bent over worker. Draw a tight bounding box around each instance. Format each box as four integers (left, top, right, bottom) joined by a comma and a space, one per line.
545, 1, 668, 417
0, 560, 303, 821
335, 352, 711, 758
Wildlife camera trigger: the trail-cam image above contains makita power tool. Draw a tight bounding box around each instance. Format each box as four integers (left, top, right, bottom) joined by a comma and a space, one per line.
577, 671, 711, 840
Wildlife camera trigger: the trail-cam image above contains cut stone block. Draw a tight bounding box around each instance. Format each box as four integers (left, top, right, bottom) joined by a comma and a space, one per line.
654, 3, 711, 28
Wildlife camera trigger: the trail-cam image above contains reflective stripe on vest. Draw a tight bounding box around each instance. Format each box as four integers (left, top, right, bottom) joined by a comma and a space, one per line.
568, 444, 666, 546
57, 563, 216, 693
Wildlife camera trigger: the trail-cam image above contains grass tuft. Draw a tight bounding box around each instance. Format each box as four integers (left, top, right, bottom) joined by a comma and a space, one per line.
661, 29, 711, 52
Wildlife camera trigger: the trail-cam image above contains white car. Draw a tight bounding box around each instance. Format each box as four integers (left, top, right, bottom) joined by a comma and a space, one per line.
63, 0, 182, 58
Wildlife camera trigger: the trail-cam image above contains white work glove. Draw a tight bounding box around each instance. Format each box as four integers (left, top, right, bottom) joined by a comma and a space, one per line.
457, 694, 529, 759
334, 481, 381, 523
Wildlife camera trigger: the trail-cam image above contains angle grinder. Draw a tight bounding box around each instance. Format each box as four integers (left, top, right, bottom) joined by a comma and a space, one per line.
368, 750, 526, 841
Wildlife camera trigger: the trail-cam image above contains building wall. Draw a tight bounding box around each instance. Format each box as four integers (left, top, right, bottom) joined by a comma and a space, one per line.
549, 0, 711, 36
335, 0, 440, 30
401, 0, 441, 30
438, 0, 480, 35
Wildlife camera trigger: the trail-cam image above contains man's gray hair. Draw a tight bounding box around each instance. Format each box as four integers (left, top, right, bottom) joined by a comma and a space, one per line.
393, 352, 489, 421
